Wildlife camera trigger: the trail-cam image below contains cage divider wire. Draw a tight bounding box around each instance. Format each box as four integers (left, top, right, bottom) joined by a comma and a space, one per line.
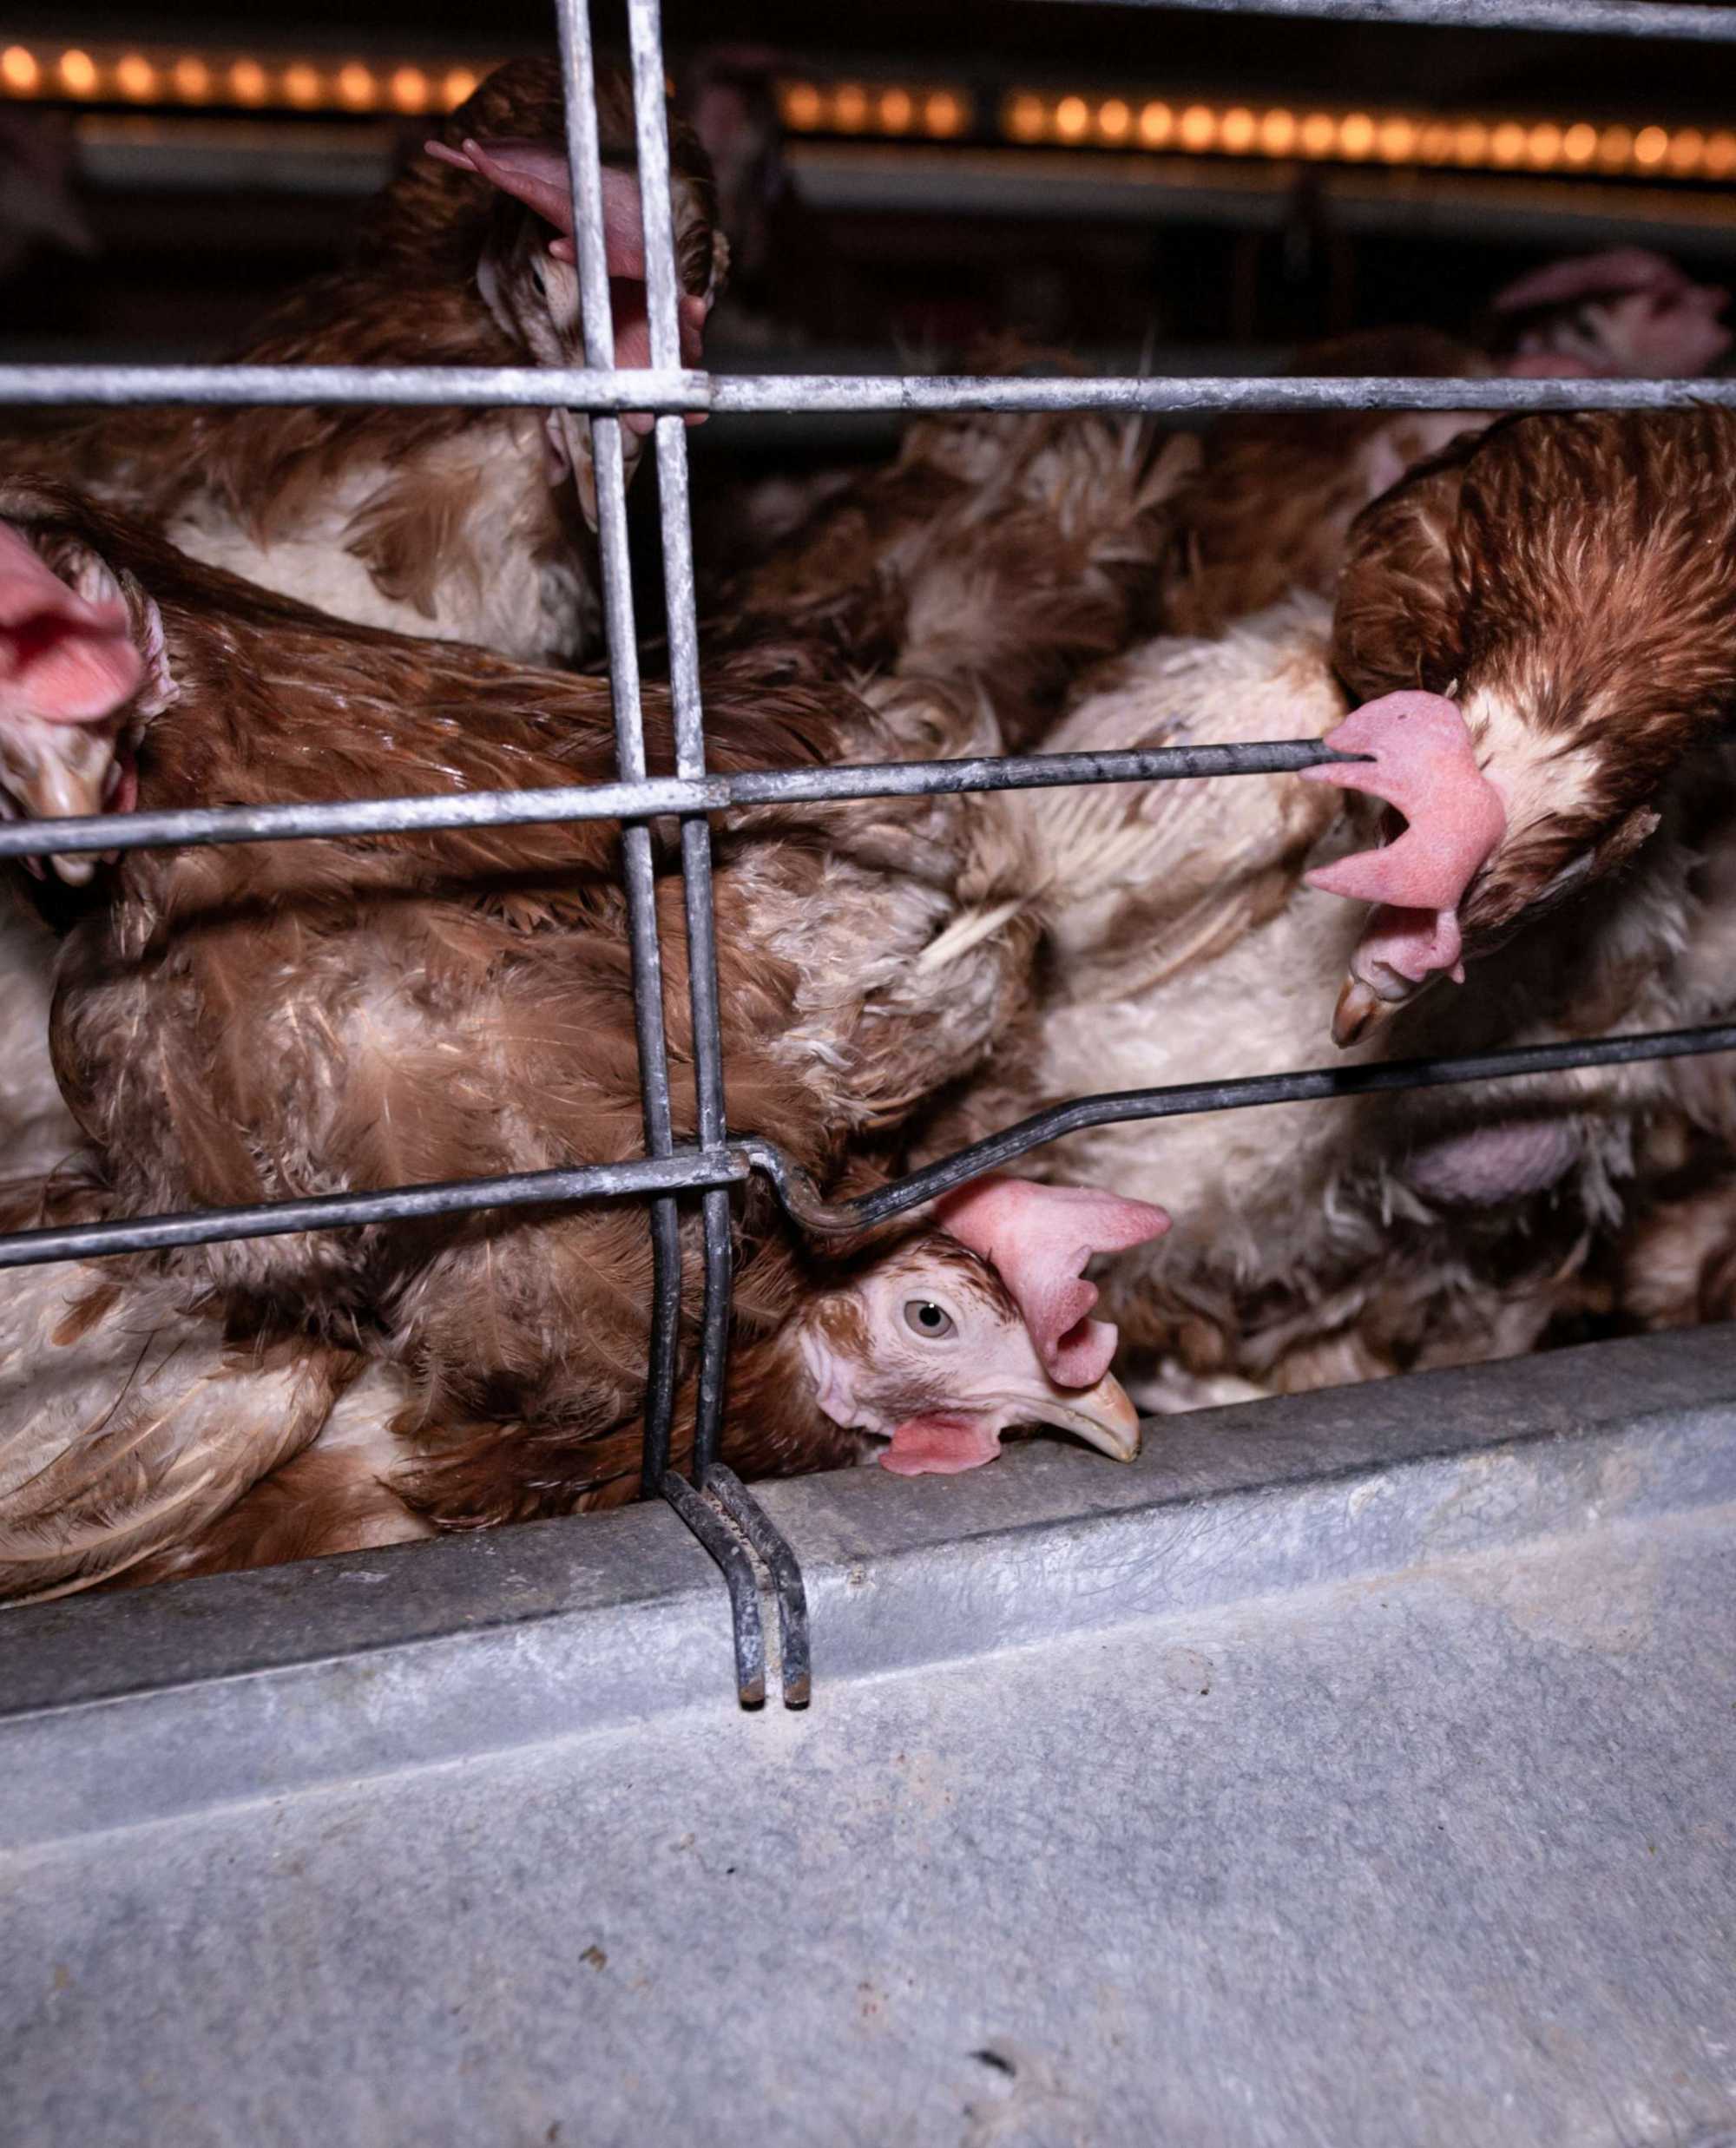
0, 740, 1369, 866
627, 0, 811, 1701
621, 0, 734, 1488
621, 0, 814, 1703
4, 1021, 1735, 1273
554, 0, 778, 1706
0, 0, 1732, 1709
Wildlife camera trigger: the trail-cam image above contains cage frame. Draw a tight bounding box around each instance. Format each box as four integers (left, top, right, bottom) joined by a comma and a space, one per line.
2, 0, 1733, 1706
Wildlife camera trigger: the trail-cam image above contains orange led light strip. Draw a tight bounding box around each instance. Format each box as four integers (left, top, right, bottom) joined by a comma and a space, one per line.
5, 49, 1726, 183
777, 78, 972, 140
0, 43, 487, 115
996, 89, 1735, 181
773, 71, 1733, 181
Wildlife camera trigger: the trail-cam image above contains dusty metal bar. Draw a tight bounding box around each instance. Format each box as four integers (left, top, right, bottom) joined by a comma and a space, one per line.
1036, 0, 1736, 36
9, 1021, 1735, 1275
0, 363, 700, 409
742, 1020, 1736, 1233
0, 1151, 747, 1273
713, 375, 1736, 416
5, 367, 1736, 415
661, 1473, 766, 1708
626, 0, 736, 1491
704, 1467, 813, 1710
0, 741, 1361, 863
555, 0, 682, 1484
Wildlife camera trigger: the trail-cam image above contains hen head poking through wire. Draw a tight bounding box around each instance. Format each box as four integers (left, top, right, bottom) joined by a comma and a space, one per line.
0, 518, 169, 862
424, 66, 727, 524
0, 1175, 1172, 1600
798, 1179, 1168, 1477
1305, 408, 1736, 1046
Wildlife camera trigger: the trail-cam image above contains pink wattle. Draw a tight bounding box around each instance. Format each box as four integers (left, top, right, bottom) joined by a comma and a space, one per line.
1353, 902, 1465, 991
1404, 1117, 1581, 1205
880, 1415, 1003, 1476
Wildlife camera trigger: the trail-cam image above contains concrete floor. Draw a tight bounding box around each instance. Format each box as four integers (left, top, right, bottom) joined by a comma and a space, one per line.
3, 1328, 1735, 2147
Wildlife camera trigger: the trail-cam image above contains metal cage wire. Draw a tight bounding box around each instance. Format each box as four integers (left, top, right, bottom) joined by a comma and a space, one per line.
3, 0, 1734, 1705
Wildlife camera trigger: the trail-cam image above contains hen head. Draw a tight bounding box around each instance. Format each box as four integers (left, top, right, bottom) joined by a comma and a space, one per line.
423, 62, 727, 524
1492, 248, 1731, 380
1306, 408, 1736, 1045
0, 489, 179, 875
796, 1177, 1169, 1476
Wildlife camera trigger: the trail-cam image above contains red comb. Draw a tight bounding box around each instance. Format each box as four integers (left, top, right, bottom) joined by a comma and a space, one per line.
425, 136, 651, 277
1303, 692, 1506, 916
937, 1178, 1169, 1389
0, 524, 140, 732
1492, 247, 1687, 313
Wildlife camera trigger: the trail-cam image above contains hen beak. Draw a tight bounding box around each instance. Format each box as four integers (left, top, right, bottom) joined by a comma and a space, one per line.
0, 723, 119, 884
1333, 972, 1402, 1048
1036, 1370, 1142, 1462
559, 411, 599, 530
558, 407, 654, 534
1332, 957, 1450, 1048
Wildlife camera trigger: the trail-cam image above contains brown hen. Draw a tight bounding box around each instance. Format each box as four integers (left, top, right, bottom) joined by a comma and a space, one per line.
0, 476, 1163, 1584
6, 58, 725, 680
914, 399, 1736, 1405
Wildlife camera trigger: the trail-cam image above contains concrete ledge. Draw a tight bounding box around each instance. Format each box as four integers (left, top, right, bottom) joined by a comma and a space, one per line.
3, 1327, 1733, 1849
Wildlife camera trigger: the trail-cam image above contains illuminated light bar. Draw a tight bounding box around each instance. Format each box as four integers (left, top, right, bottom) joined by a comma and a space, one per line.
776, 77, 975, 140
990, 87, 1736, 181
115, 53, 155, 101
4, 46, 1725, 187
0, 42, 497, 115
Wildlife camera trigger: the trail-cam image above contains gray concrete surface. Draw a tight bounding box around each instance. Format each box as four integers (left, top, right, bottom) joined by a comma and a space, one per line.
3, 1329, 1735, 2146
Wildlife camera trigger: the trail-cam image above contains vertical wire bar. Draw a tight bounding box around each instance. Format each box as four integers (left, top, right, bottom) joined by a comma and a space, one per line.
624, 0, 734, 1482
704, 1466, 812, 1708
661, 1474, 766, 1707
553, 0, 682, 1487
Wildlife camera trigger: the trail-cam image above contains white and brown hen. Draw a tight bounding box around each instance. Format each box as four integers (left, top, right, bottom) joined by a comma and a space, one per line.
9, 58, 726, 684
0, 1168, 1158, 1600
1163, 249, 1731, 640
919, 405, 1736, 1402
0, 475, 1166, 1589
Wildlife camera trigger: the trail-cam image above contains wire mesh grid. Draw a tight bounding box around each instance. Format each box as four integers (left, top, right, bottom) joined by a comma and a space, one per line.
3, 0, 1735, 1703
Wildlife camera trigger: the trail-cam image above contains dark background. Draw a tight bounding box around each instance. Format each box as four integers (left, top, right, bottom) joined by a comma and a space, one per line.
3, 2, 1733, 527
5, 3, 1734, 350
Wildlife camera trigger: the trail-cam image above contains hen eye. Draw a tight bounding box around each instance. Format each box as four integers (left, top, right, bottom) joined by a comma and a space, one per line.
903, 1298, 955, 1339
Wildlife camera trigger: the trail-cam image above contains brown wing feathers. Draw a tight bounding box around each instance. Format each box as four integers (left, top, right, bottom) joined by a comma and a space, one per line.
20, 474, 991, 1542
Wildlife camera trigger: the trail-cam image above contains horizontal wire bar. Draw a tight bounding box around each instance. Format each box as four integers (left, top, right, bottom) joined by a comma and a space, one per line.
0, 1151, 748, 1271
6, 1021, 1732, 1273
741, 1021, 1736, 1233
0, 741, 1362, 861
3, 367, 1736, 416
1034, 0, 1736, 36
